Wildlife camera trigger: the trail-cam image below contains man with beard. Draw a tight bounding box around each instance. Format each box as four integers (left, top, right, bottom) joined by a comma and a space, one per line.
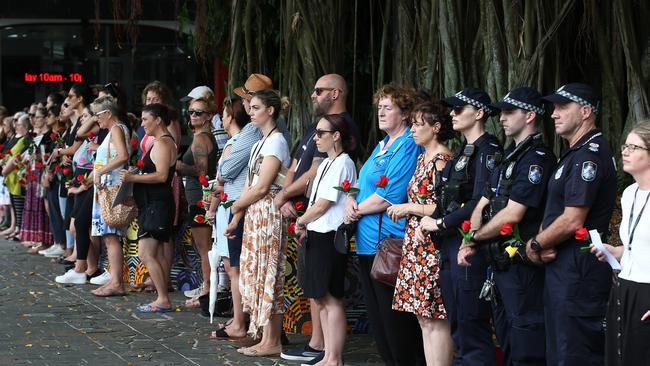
276, 74, 360, 364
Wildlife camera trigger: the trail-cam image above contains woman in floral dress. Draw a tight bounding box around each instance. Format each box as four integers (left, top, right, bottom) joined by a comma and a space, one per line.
387, 100, 455, 366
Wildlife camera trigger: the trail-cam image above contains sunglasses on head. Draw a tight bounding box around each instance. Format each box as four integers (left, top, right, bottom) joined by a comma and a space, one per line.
188, 109, 207, 117
313, 87, 337, 96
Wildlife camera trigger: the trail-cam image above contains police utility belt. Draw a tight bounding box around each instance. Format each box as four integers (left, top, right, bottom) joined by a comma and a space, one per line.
482, 133, 543, 271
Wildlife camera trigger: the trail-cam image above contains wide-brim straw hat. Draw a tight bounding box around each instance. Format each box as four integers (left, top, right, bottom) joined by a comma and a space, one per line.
233, 74, 273, 100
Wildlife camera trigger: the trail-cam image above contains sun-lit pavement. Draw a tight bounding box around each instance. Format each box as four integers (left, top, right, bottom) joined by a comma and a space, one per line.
0, 239, 382, 365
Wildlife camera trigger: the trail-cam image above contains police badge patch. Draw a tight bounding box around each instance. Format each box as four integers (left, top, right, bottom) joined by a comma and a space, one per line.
455, 156, 468, 171
486, 155, 496, 171
528, 165, 543, 184
581, 161, 597, 182
555, 165, 564, 180
505, 162, 516, 178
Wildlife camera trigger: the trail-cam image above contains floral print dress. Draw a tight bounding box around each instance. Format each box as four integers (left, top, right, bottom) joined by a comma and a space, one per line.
392, 152, 449, 319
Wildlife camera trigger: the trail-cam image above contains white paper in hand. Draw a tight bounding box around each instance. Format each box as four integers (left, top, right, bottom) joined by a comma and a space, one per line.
588, 229, 622, 272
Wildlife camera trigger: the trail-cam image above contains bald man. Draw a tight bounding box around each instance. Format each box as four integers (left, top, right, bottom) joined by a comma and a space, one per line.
275, 74, 360, 364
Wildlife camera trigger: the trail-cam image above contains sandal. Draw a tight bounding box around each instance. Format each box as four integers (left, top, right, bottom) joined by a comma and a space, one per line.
209, 326, 247, 339
136, 303, 174, 313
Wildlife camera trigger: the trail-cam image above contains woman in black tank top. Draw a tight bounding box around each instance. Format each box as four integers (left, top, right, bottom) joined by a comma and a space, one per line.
120, 104, 177, 313
175, 94, 218, 303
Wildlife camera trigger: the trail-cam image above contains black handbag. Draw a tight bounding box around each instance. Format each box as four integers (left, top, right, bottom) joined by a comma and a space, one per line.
333, 222, 356, 255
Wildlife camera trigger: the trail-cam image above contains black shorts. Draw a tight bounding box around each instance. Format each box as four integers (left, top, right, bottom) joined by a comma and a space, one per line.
299, 230, 348, 299
137, 200, 174, 242
226, 213, 244, 267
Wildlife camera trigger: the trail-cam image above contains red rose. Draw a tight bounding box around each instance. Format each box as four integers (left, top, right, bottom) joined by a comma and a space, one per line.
136, 159, 145, 168
196, 200, 203, 208
194, 214, 205, 224
50, 132, 57, 140
288, 222, 296, 235
35, 161, 44, 169
341, 179, 351, 191
460, 220, 472, 233
198, 174, 209, 187
76, 174, 84, 182
220, 192, 228, 201
375, 175, 389, 188
62, 167, 72, 175
18, 178, 25, 185
295, 201, 305, 211
0, 152, 4, 158
575, 227, 589, 241
87, 132, 95, 139
130, 138, 138, 147
418, 185, 428, 195
43, 154, 49, 161
0, 144, 4, 149
500, 223, 513, 236
54, 165, 61, 173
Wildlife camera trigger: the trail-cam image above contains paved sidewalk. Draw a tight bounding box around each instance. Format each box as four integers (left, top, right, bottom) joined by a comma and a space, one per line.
0, 240, 383, 365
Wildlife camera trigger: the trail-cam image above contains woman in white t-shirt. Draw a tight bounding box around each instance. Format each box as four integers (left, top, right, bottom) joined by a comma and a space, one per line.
294, 114, 357, 366
592, 121, 650, 365
225, 89, 290, 357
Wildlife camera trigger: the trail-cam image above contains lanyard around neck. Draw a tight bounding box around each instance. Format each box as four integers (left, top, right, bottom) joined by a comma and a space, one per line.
628, 186, 650, 250
248, 125, 278, 176
310, 151, 343, 205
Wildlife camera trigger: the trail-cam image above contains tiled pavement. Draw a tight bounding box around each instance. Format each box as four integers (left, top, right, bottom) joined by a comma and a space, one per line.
0, 240, 383, 365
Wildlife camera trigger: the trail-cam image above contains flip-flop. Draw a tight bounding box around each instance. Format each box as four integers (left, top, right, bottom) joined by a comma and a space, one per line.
136, 303, 174, 313
209, 327, 247, 339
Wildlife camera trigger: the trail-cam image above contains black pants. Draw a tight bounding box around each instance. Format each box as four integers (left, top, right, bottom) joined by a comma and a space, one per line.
72, 189, 94, 261
45, 180, 65, 244
9, 194, 24, 230
358, 254, 425, 366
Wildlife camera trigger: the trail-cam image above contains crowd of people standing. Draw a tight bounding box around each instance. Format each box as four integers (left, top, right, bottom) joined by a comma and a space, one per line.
0, 75, 647, 366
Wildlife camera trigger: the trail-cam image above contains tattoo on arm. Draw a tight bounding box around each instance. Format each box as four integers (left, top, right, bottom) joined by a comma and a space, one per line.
185, 140, 210, 176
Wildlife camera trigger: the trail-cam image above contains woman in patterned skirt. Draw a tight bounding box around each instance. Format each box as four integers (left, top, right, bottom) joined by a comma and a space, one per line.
387, 100, 455, 366
225, 89, 291, 357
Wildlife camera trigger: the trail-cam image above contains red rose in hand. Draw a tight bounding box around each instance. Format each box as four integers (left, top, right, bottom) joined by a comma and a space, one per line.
341, 179, 351, 191
130, 138, 138, 148
35, 161, 44, 169
43, 154, 49, 161
575, 227, 589, 241
460, 220, 472, 232
62, 167, 72, 175
418, 185, 428, 195
50, 132, 57, 140
136, 159, 145, 168
375, 175, 389, 188
220, 192, 228, 201
198, 174, 209, 187
295, 201, 305, 211
194, 214, 205, 224
500, 223, 513, 236
288, 222, 296, 235
76, 174, 85, 182
196, 200, 203, 208
87, 132, 95, 139
54, 165, 61, 173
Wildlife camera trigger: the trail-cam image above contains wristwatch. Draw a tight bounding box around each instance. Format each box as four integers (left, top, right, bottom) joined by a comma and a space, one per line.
435, 218, 446, 230
530, 237, 543, 252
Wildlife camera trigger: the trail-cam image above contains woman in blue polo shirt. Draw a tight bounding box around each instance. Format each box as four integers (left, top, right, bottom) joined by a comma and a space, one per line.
344, 84, 424, 365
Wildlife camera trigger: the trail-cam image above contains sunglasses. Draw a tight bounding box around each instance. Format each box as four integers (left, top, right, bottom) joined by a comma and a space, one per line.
451, 106, 468, 115
313, 87, 337, 96
315, 129, 336, 138
621, 144, 650, 153
188, 109, 207, 116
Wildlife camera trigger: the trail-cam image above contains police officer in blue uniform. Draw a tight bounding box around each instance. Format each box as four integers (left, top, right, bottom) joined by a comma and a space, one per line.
524, 83, 616, 365
457, 87, 556, 365
417, 88, 502, 365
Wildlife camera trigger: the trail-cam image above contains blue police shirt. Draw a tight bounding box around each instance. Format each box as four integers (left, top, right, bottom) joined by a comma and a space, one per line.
484, 138, 556, 240
440, 133, 502, 230
355, 128, 421, 255
542, 129, 616, 236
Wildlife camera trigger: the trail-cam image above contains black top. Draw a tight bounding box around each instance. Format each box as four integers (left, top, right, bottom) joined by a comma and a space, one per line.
134, 135, 176, 206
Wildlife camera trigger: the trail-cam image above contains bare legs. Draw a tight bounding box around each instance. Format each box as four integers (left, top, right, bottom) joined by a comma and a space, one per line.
418, 316, 453, 366
138, 237, 171, 308
309, 299, 325, 350
190, 226, 212, 295
91, 234, 124, 296
223, 258, 246, 337
314, 294, 346, 366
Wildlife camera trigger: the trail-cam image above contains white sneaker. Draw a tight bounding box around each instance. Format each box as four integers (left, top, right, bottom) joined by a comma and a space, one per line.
44, 246, 66, 258
90, 271, 111, 286
184, 283, 204, 298
55, 269, 87, 284
39, 245, 58, 255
